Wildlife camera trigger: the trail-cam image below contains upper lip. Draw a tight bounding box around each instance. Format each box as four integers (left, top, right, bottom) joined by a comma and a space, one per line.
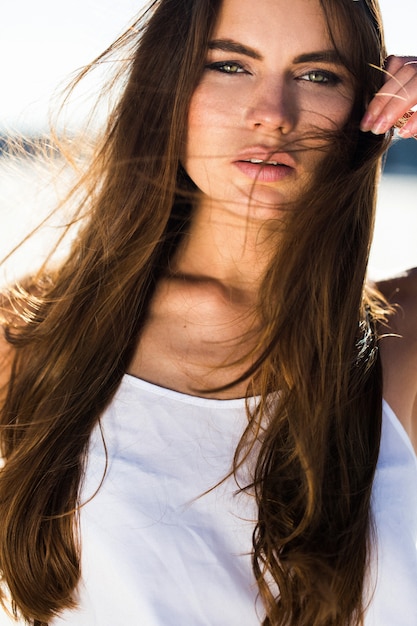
235, 146, 297, 168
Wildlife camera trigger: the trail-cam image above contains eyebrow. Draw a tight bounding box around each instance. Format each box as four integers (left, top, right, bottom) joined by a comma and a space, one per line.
208, 39, 262, 60
208, 39, 343, 66
293, 51, 343, 65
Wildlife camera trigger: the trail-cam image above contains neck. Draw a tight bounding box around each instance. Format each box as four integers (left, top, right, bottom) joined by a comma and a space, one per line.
129, 198, 277, 396
172, 199, 281, 295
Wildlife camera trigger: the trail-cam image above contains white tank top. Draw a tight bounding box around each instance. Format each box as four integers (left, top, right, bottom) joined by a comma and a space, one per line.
1, 375, 416, 624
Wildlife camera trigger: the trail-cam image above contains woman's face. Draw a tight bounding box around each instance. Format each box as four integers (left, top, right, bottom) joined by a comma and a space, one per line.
184, 0, 355, 221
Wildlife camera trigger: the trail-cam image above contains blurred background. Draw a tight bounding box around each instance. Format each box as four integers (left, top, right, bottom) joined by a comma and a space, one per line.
0, 0, 416, 283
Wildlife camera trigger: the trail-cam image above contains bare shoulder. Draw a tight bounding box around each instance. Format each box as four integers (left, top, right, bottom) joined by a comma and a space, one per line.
377, 266, 417, 305
377, 267, 417, 340
376, 268, 417, 451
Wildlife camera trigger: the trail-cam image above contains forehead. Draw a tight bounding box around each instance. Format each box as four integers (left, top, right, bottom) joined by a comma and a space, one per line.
213, 0, 344, 56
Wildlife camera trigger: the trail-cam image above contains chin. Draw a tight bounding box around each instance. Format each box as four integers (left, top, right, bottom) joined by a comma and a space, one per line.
239, 186, 296, 217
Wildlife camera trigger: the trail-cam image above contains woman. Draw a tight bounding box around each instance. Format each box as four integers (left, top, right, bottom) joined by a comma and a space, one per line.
0, 0, 416, 624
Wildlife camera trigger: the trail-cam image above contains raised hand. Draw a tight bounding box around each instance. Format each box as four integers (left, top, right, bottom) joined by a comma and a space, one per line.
360, 55, 417, 139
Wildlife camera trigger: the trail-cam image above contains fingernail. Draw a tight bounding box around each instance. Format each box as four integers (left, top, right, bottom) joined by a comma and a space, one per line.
360, 113, 374, 132
371, 118, 388, 135
398, 126, 412, 138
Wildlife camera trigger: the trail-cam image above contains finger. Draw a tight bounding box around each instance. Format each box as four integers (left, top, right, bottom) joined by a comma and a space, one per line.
375, 61, 417, 119
384, 54, 414, 76
367, 58, 415, 115
360, 57, 417, 134
397, 110, 417, 139
361, 64, 417, 132
394, 110, 414, 129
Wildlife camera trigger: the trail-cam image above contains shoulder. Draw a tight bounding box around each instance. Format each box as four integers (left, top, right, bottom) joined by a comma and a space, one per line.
377, 266, 417, 301
377, 267, 417, 342
376, 268, 417, 450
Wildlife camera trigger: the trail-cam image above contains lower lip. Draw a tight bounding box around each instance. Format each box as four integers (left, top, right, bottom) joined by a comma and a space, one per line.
234, 161, 293, 183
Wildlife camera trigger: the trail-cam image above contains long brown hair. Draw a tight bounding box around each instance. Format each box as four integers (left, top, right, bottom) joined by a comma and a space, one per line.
0, 0, 392, 624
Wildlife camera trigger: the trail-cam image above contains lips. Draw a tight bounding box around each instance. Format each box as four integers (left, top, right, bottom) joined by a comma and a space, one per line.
243, 158, 283, 166
234, 147, 296, 183
236, 146, 297, 168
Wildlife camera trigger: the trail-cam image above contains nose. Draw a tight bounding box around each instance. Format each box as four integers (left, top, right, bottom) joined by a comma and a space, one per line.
245, 78, 296, 134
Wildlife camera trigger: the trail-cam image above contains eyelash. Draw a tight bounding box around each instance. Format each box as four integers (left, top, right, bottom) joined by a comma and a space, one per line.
297, 70, 342, 86
205, 61, 342, 86
205, 61, 248, 74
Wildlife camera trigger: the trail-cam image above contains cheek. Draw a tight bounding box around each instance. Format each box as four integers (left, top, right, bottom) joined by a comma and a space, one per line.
186, 80, 240, 145
187, 82, 224, 132
299, 86, 355, 133
185, 89, 210, 162
323, 89, 355, 130
183, 98, 205, 178
332, 98, 355, 129
184, 85, 231, 171
182, 90, 216, 190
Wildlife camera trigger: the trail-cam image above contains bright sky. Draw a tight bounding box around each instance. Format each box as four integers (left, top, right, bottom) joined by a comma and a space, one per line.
1, 0, 416, 131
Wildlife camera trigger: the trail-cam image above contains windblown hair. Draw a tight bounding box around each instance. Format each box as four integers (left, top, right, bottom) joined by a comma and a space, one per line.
0, 0, 392, 624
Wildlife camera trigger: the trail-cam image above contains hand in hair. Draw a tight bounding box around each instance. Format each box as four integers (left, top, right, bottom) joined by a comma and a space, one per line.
360, 55, 417, 137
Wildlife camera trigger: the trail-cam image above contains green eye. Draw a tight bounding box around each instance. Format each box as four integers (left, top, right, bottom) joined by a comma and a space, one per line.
299, 70, 341, 85
206, 61, 246, 74
307, 71, 328, 83
222, 63, 242, 73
